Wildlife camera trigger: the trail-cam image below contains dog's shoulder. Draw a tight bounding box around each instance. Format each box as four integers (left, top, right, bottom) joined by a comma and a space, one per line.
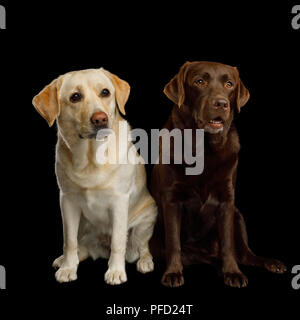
226, 124, 240, 155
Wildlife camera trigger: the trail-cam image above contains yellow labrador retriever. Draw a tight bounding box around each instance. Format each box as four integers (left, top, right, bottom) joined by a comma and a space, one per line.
32, 68, 157, 285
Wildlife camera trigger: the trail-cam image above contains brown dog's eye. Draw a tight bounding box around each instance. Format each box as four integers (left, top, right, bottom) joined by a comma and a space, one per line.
225, 81, 233, 88
70, 92, 82, 103
195, 79, 206, 87
101, 88, 110, 97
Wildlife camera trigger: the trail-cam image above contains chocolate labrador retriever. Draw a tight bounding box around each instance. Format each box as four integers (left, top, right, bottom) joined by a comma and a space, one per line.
150, 61, 286, 288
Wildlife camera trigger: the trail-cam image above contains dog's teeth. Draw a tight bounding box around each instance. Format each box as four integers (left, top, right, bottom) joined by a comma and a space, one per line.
209, 119, 223, 124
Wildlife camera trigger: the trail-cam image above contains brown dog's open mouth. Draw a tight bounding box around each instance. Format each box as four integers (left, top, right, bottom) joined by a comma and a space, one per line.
208, 117, 224, 129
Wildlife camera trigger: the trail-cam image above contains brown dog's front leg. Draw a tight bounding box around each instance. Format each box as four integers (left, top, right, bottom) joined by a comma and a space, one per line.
161, 197, 184, 287
218, 202, 248, 288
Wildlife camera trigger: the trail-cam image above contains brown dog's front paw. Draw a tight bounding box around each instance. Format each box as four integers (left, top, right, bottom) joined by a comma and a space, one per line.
263, 259, 287, 274
224, 272, 248, 288
161, 271, 184, 287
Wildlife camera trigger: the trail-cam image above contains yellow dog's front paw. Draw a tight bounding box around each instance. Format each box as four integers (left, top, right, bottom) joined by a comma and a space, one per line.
55, 266, 78, 283
104, 268, 127, 285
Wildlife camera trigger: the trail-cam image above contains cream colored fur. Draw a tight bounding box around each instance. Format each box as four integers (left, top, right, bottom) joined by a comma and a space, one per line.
32, 68, 157, 285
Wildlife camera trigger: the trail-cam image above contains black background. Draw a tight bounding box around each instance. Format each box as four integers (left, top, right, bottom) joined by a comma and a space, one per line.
0, 0, 299, 315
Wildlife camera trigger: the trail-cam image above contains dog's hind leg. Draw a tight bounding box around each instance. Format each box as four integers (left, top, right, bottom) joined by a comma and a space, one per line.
125, 229, 139, 263
127, 204, 157, 274
234, 208, 286, 274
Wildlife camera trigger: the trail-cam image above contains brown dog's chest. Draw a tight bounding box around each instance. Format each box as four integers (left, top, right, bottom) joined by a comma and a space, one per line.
176, 141, 238, 242
182, 146, 235, 196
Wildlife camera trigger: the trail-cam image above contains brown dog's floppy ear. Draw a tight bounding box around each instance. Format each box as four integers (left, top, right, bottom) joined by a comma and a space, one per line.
234, 67, 250, 113
102, 69, 130, 116
236, 79, 250, 113
164, 61, 191, 108
32, 78, 61, 127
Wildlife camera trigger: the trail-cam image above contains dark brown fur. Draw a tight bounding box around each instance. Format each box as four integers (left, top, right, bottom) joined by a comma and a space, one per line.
150, 61, 286, 288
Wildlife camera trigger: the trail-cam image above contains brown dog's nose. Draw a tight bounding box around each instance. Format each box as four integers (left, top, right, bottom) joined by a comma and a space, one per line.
91, 111, 108, 127
212, 99, 229, 109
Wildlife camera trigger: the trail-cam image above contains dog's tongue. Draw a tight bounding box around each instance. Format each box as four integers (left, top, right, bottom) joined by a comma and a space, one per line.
209, 123, 223, 129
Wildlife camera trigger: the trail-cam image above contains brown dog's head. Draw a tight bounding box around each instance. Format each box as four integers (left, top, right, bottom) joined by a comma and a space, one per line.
164, 61, 250, 134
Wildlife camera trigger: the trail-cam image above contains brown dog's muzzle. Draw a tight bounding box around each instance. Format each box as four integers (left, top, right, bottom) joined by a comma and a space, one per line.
202, 96, 231, 131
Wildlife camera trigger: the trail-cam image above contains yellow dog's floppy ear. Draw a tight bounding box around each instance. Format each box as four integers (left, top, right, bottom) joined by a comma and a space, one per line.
234, 67, 250, 113
163, 61, 191, 108
32, 78, 61, 127
102, 69, 130, 116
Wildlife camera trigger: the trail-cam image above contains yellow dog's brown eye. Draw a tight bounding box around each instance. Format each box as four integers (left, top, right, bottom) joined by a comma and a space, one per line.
225, 81, 233, 88
70, 92, 82, 103
101, 88, 110, 97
